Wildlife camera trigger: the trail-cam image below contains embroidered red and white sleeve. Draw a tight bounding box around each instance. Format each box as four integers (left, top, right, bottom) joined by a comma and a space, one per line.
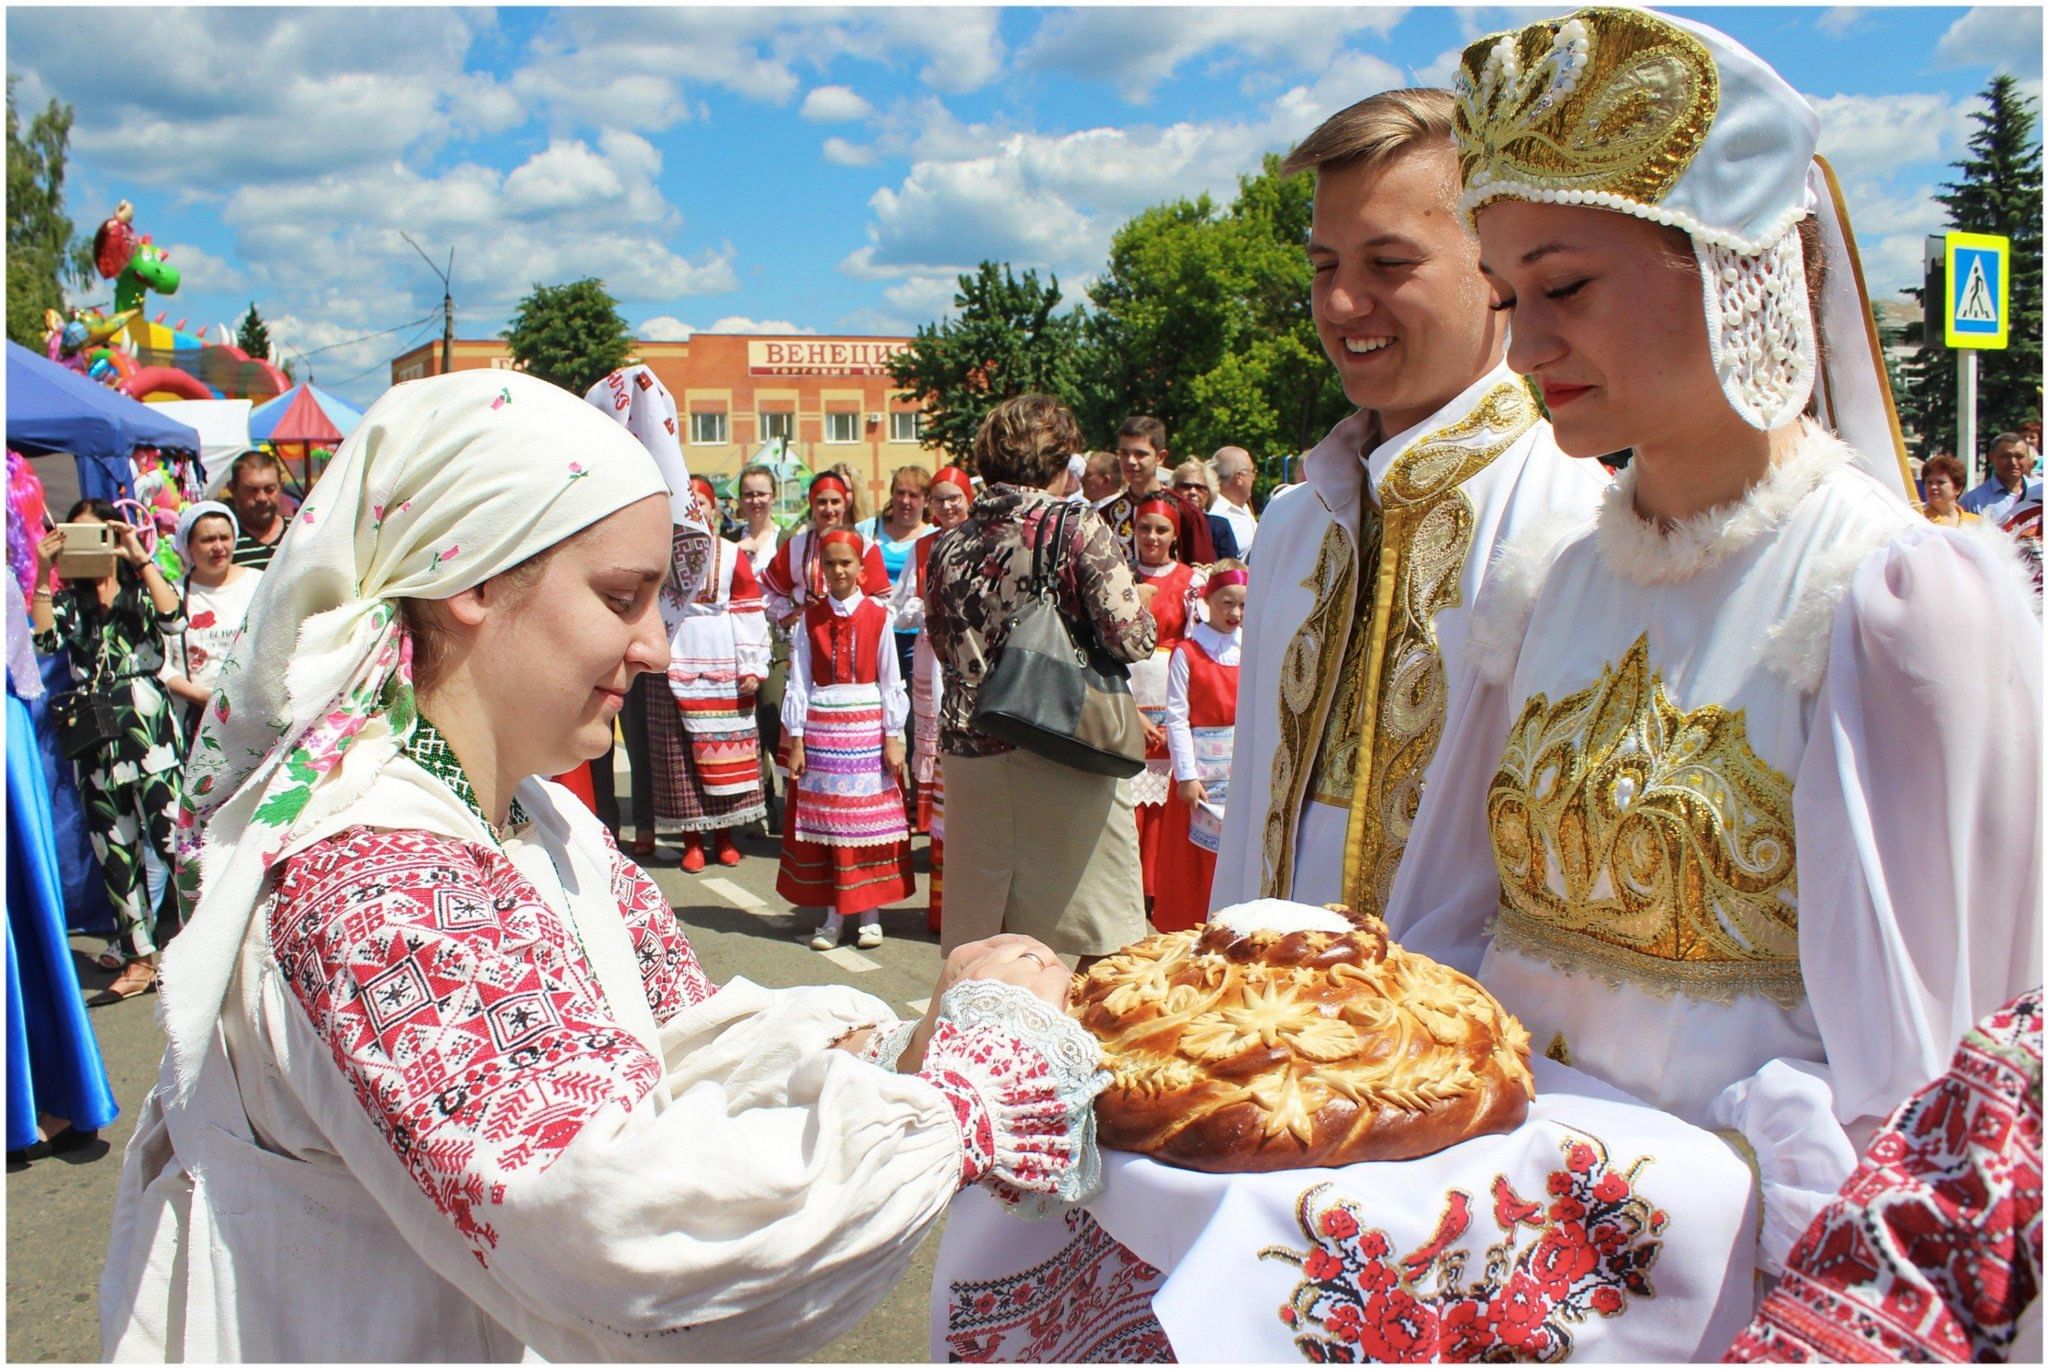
914, 980, 1109, 1212
598, 827, 715, 1020
1722, 989, 2043, 1364
269, 826, 663, 1264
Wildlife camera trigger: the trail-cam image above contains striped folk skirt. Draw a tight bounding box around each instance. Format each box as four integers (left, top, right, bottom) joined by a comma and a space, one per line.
776, 683, 914, 914
646, 683, 766, 833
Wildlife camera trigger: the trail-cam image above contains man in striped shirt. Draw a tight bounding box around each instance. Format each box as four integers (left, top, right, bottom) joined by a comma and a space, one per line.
226, 449, 288, 570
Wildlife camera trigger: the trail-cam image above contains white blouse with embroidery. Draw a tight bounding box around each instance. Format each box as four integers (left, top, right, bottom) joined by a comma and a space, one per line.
99, 764, 1104, 1362
1424, 421, 2042, 1275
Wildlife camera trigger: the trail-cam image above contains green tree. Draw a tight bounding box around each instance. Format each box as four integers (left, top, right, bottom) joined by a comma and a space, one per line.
1897, 75, 2042, 458
885, 261, 1085, 463
6, 78, 94, 350
1076, 155, 1348, 480
236, 301, 272, 360
501, 277, 632, 397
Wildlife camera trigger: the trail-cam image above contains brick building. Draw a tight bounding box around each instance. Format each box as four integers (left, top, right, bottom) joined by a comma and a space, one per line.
390, 332, 935, 509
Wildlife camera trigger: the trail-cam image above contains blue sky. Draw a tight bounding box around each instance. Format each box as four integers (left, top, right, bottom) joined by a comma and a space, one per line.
7, 4, 2042, 409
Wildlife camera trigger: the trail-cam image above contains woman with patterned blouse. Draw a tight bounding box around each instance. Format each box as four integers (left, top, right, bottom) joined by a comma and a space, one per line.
31, 499, 187, 998
924, 394, 1157, 968
100, 370, 1106, 1361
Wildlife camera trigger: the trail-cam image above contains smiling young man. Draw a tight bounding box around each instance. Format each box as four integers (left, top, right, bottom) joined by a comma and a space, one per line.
1211, 88, 1606, 962
1095, 415, 1172, 557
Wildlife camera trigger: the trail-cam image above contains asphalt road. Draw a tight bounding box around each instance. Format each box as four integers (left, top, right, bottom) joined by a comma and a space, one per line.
6, 811, 952, 1363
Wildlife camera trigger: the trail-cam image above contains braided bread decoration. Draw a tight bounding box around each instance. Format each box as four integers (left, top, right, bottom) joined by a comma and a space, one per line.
1073, 902, 1534, 1172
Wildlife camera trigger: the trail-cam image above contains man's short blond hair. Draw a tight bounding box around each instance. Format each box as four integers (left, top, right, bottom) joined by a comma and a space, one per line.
1280, 87, 1456, 180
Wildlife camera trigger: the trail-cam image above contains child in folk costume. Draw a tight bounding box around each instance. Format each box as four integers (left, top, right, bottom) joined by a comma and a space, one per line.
646, 475, 770, 871
1153, 562, 1247, 932
759, 472, 890, 787
1126, 491, 1205, 905
780, 530, 915, 949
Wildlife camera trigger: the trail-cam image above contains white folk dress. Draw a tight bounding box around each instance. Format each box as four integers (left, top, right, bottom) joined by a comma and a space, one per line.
99, 751, 1102, 1361
1213, 363, 1610, 923
1438, 420, 2042, 1274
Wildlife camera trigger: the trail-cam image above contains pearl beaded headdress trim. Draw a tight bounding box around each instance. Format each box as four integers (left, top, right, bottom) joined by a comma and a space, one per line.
1454, 6, 1824, 431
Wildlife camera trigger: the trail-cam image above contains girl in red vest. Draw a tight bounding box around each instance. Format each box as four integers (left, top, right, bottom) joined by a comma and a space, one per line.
1153, 560, 1247, 932
779, 530, 915, 949
891, 465, 973, 933
1127, 491, 1202, 908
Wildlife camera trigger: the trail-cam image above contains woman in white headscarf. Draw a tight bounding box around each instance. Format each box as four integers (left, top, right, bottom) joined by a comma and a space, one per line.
160, 499, 263, 739
1400, 5, 2041, 1284
99, 370, 1104, 1362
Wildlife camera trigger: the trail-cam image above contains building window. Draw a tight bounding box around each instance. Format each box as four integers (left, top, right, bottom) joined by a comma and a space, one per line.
825, 411, 861, 444
889, 411, 923, 443
396, 362, 425, 383
489, 357, 518, 370
689, 411, 729, 445
759, 411, 794, 443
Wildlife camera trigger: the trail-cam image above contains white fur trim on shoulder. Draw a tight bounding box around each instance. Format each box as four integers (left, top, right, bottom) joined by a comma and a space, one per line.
1469, 509, 1596, 687
1763, 517, 2044, 694
1598, 420, 1857, 586
1759, 523, 1899, 694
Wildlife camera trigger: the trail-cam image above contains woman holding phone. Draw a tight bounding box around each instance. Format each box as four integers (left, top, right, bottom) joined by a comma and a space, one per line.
30, 499, 187, 999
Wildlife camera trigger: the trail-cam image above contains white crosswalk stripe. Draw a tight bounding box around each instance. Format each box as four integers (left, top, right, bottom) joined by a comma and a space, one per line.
820, 946, 881, 974
698, 876, 771, 913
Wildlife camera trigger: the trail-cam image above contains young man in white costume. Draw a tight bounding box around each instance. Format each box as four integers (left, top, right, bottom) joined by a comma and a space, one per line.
1211, 87, 1607, 944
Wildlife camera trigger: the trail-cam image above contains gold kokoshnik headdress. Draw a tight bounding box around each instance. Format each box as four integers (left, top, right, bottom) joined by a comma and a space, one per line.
1452, 6, 1911, 492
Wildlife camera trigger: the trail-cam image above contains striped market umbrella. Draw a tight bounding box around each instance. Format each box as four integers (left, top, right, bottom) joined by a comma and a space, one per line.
247, 383, 365, 486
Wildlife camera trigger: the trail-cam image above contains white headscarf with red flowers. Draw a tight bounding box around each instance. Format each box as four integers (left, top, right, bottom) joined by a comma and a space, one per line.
159, 368, 666, 1099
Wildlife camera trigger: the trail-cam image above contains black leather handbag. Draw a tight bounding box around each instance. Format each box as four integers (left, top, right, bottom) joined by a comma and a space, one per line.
51, 681, 122, 761
971, 501, 1147, 778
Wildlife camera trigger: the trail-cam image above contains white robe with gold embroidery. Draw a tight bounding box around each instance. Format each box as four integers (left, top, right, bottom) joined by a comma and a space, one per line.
1426, 420, 2042, 1275
1213, 363, 1609, 924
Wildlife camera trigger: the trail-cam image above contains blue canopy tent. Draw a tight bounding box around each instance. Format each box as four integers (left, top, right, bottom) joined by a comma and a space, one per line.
6, 340, 203, 502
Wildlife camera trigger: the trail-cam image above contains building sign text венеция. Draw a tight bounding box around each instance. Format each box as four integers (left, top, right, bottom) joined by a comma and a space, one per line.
746, 339, 911, 376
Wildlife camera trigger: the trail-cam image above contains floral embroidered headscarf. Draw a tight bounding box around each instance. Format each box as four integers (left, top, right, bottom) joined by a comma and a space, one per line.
160, 368, 666, 1096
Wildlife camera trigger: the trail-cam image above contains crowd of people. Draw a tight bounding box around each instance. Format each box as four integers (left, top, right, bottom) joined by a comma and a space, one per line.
2, 3, 2039, 1360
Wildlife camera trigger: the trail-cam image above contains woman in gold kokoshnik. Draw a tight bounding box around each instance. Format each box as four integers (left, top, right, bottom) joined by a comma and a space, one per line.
1408, 5, 2041, 1280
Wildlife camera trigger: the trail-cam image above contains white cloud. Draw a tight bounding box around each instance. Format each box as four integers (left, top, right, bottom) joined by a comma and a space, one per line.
1810, 93, 1973, 186
844, 49, 1406, 287
639, 316, 695, 342
1815, 9, 1866, 38
801, 85, 876, 123
1936, 6, 2046, 70
1022, 7, 1405, 102
154, 242, 247, 297
1414, 46, 1464, 88
706, 317, 819, 335
823, 137, 879, 168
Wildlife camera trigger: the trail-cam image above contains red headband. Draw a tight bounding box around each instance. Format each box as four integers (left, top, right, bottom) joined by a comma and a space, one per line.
932, 465, 972, 499
1134, 492, 1184, 534
809, 473, 850, 502
1202, 568, 1250, 597
817, 528, 864, 555
691, 476, 717, 505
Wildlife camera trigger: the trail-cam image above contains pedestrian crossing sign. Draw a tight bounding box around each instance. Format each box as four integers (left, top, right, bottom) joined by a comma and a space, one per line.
1944, 231, 2010, 349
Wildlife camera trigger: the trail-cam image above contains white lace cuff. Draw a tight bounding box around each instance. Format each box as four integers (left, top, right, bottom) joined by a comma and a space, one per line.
918, 979, 1109, 1219
854, 1018, 920, 1070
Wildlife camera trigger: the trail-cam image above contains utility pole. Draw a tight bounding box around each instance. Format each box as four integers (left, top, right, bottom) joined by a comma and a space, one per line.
401, 232, 455, 376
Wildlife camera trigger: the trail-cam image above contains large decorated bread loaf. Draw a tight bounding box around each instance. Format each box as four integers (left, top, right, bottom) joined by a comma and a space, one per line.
1073, 901, 1534, 1172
